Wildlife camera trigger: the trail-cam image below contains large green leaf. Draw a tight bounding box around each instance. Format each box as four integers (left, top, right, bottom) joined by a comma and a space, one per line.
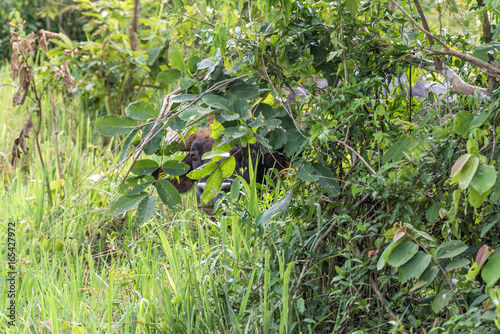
96, 115, 138, 137
411, 264, 439, 292
297, 161, 319, 182
468, 187, 491, 208
202, 94, 231, 112
170, 45, 186, 72
142, 123, 163, 156
387, 241, 419, 267
162, 160, 190, 176
157, 69, 182, 84
229, 84, 260, 99
446, 258, 469, 271
155, 180, 182, 208
125, 100, 158, 120
470, 164, 497, 194
313, 164, 340, 196
220, 157, 236, 178
434, 240, 468, 259
109, 193, 147, 215
450, 154, 471, 178
398, 251, 431, 283
131, 159, 160, 176
119, 129, 139, 164
118, 175, 155, 196
482, 254, 500, 287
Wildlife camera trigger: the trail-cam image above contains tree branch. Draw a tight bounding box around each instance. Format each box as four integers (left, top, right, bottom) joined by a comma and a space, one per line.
406, 55, 490, 97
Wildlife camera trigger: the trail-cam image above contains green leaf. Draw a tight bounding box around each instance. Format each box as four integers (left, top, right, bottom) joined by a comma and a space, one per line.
465, 260, 483, 281
118, 175, 155, 196
202, 94, 231, 112
172, 94, 198, 103
162, 160, 190, 176
256, 192, 292, 228
453, 110, 473, 136
187, 161, 218, 180
431, 289, 452, 313
157, 69, 182, 84
411, 264, 439, 292
458, 156, 479, 189
131, 159, 160, 176
346, 0, 360, 15
377, 241, 397, 270
96, 115, 138, 137
297, 161, 319, 182
170, 45, 186, 71
187, 56, 202, 74
398, 251, 432, 283
229, 84, 260, 99
470, 164, 497, 194
472, 42, 500, 62
482, 254, 500, 287
468, 187, 491, 208
387, 241, 419, 267
434, 240, 468, 259
109, 193, 147, 215
313, 164, 340, 196
446, 258, 469, 271
382, 135, 418, 163
142, 123, 163, 155
469, 110, 492, 130
220, 157, 236, 178
202, 150, 230, 160
156, 179, 182, 208
425, 201, 441, 223
125, 100, 158, 120
136, 195, 155, 226
119, 129, 139, 164
201, 168, 223, 204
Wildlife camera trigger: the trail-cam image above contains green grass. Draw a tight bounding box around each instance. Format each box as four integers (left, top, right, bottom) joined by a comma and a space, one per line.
0, 61, 299, 333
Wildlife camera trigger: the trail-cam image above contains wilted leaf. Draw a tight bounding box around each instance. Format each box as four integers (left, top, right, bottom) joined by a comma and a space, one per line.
476, 245, 490, 265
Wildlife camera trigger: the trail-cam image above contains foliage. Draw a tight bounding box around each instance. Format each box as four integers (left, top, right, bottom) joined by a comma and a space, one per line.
2, 0, 500, 332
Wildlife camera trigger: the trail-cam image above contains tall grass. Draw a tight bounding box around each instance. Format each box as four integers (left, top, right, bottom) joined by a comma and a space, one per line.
0, 62, 299, 333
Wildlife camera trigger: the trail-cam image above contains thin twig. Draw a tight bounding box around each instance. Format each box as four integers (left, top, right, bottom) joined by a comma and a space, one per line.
331, 138, 376, 174
370, 275, 408, 333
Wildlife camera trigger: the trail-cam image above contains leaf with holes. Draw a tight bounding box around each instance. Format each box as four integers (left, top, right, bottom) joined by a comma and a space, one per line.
131, 159, 160, 176
156, 180, 181, 208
